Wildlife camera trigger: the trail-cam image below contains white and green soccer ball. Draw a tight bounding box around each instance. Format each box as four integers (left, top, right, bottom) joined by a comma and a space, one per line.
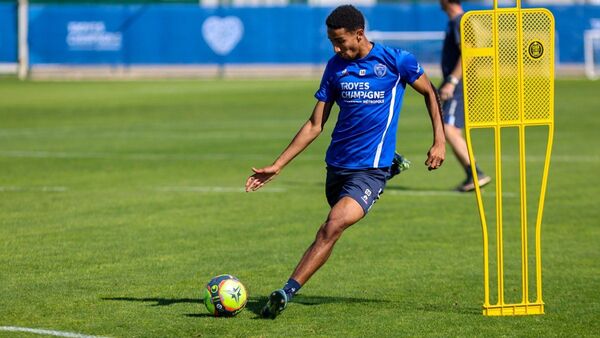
203, 274, 247, 317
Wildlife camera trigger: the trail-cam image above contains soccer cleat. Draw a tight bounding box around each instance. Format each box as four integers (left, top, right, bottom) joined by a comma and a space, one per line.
457, 174, 492, 192
389, 153, 411, 179
261, 289, 288, 319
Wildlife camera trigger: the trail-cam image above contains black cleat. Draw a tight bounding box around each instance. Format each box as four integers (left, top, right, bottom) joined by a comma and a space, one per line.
389, 153, 411, 179
261, 289, 288, 319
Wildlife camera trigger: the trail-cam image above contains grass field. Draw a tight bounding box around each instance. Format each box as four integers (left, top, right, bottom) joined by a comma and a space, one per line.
0, 78, 599, 337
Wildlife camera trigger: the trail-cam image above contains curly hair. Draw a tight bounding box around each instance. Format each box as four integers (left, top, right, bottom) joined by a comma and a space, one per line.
325, 5, 365, 31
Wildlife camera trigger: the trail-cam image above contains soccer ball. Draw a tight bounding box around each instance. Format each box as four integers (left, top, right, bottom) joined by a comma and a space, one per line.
203, 274, 247, 317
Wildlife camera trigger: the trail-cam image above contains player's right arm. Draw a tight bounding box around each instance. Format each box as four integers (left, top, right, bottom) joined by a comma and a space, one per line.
439, 56, 462, 101
245, 100, 334, 192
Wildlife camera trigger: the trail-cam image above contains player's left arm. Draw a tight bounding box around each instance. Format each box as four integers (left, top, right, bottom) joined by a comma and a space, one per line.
410, 73, 446, 170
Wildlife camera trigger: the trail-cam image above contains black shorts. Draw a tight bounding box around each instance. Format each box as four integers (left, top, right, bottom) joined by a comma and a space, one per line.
442, 81, 465, 129
325, 166, 390, 215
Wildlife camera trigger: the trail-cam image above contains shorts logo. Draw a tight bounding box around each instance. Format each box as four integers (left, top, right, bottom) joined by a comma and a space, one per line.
528, 40, 544, 59
374, 63, 387, 78
362, 188, 372, 205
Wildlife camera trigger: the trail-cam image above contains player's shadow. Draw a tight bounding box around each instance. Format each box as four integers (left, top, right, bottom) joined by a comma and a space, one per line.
102, 296, 201, 307
103, 294, 390, 319
293, 294, 389, 306
246, 294, 389, 319
102, 296, 217, 318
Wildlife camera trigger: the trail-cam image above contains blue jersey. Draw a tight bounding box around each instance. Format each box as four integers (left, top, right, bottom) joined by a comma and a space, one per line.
315, 43, 423, 169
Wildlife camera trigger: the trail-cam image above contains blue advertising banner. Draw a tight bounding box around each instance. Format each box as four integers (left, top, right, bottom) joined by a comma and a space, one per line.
28, 4, 331, 65
25, 3, 454, 65
546, 5, 600, 64
16, 3, 600, 65
0, 3, 17, 63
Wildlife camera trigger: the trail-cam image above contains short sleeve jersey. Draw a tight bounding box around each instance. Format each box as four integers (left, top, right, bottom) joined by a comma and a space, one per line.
441, 14, 463, 78
315, 43, 423, 169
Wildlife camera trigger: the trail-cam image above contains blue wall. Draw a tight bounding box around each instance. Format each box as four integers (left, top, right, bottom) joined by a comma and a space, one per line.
0, 3, 598, 65
0, 3, 17, 63
547, 5, 600, 64
28, 4, 333, 65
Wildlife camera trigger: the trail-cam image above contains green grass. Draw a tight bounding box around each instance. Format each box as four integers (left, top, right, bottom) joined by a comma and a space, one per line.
0, 78, 598, 337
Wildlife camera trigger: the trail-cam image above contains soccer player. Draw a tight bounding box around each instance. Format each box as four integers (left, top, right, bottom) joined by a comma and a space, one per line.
439, 0, 491, 192
245, 5, 445, 318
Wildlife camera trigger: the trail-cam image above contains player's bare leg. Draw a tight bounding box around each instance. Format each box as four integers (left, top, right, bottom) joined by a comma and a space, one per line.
262, 197, 364, 318
444, 124, 470, 167
291, 196, 365, 284
445, 124, 491, 191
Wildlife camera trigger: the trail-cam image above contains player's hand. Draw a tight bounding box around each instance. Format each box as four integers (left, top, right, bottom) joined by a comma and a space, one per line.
245, 165, 281, 192
425, 143, 445, 171
439, 83, 455, 101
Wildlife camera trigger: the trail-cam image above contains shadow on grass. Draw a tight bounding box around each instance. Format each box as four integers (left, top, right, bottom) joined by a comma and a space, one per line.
411, 302, 481, 315
102, 296, 201, 307
103, 296, 216, 318
245, 294, 389, 319
292, 294, 389, 306
102, 295, 478, 318
184, 313, 219, 318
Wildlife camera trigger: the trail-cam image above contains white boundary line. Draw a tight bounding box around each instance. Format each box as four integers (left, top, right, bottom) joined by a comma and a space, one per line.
0, 326, 108, 338
156, 186, 286, 193
0, 186, 67, 192
0, 150, 598, 163
0, 150, 278, 161
386, 190, 516, 198
0, 185, 516, 196
157, 186, 513, 197
0, 129, 293, 140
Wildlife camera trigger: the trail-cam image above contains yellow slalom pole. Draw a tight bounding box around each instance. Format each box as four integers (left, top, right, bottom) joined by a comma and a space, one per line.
516, 0, 529, 307
465, 128, 490, 309
461, 0, 553, 316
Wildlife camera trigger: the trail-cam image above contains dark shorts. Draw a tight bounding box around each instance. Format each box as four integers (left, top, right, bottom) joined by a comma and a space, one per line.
325, 166, 390, 215
442, 81, 465, 129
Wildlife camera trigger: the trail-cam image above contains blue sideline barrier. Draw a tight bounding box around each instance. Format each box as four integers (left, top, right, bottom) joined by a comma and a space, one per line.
0, 3, 598, 65
0, 3, 17, 63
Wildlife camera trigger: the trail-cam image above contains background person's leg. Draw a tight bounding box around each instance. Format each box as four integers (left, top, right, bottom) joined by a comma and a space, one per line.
444, 123, 491, 191
444, 123, 471, 167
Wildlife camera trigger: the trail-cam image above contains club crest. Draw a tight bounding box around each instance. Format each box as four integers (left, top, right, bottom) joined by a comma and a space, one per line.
374, 63, 387, 78
528, 40, 544, 59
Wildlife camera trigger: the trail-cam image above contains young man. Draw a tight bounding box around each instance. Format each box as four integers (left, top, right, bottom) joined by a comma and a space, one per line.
439, 0, 491, 192
246, 5, 445, 318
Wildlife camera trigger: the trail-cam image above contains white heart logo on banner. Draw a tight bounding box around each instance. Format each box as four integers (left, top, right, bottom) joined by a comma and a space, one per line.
202, 16, 244, 56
